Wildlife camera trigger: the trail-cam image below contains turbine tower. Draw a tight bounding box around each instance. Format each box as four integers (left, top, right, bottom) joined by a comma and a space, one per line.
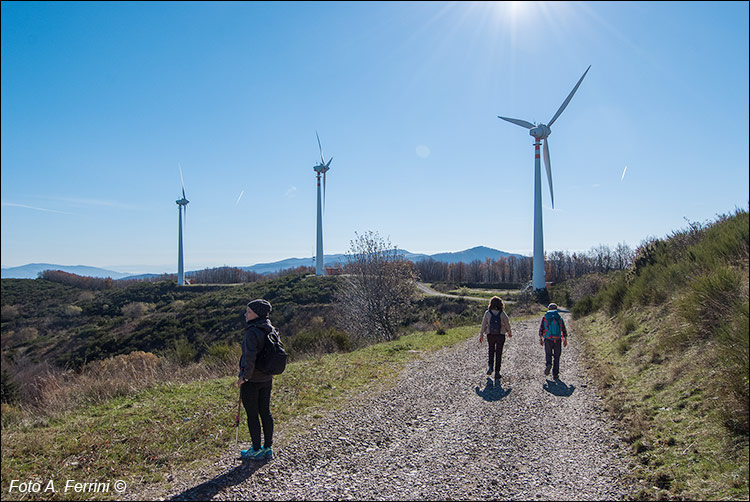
314, 132, 332, 276
176, 164, 190, 286
498, 65, 590, 291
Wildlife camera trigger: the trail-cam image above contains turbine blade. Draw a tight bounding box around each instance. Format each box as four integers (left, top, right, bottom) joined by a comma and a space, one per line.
322, 171, 327, 213
543, 138, 554, 208
548, 65, 591, 127
326, 156, 333, 168
316, 131, 324, 165
178, 162, 186, 198
498, 116, 535, 129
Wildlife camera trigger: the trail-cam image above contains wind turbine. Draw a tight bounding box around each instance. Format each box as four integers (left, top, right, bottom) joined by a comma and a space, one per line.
498, 65, 590, 291
314, 132, 332, 276
176, 163, 190, 286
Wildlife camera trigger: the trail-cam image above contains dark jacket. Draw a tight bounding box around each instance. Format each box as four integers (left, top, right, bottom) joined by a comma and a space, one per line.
238, 317, 275, 383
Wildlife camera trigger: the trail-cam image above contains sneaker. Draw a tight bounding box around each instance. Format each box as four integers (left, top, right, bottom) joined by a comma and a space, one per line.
544, 365, 551, 376
240, 447, 265, 460
262, 446, 274, 459
553, 374, 560, 380
486, 369, 493, 376
494, 373, 501, 380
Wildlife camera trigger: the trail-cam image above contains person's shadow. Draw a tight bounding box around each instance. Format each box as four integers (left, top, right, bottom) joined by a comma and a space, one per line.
543, 378, 575, 397
169, 457, 267, 500
475, 377, 512, 401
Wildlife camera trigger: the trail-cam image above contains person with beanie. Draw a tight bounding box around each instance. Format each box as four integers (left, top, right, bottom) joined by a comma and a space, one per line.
538, 302, 568, 379
238, 298, 277, 460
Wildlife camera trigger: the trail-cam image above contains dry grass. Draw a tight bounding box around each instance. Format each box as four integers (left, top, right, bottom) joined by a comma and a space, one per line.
3, 350, 239, 427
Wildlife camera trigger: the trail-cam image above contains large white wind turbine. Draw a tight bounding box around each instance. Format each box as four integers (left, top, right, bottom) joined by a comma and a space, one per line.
314, 132, 332, 276
176, 163, 190, 286
498, 65, 590, 291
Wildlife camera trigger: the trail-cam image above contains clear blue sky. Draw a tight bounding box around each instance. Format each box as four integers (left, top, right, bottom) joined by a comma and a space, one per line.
2, 1, 748, 274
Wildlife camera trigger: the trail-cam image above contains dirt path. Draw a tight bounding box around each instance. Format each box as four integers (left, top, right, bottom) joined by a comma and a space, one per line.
130, 314, 636, 501
415, 282, 490, 302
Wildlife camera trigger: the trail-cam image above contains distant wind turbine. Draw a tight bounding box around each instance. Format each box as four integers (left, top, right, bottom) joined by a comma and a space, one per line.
176, 163, 190, 286
498, 65, 591, 291
313, 131, 333, 276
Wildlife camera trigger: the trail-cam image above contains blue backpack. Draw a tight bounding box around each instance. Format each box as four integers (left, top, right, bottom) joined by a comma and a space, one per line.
488, 310, 502, 335
543, 311, 562, 340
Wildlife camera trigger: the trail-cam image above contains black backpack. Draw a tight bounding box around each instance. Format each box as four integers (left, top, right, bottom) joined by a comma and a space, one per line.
255, 328, 288, 375
488, 310, 502, 335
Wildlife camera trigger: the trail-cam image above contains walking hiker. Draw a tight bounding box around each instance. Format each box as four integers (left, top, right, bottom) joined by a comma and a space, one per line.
237, 299, 276, 460
479, 296, 512, 379
538, 302, 568, 379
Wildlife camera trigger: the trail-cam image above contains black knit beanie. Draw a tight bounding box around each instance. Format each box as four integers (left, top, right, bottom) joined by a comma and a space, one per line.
247, 299, 272, 318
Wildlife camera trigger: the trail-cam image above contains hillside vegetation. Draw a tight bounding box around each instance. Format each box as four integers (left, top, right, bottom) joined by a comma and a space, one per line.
550, 208, 749, 500
1, 272, 490, 414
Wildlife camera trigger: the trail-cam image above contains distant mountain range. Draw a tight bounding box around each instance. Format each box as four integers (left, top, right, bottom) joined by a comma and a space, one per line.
1, 246, 526, 279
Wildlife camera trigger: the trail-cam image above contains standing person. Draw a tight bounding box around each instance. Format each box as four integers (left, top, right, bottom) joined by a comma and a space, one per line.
479, 296, 513, 379
238, 299, 276, 460
538, 302, 568, 379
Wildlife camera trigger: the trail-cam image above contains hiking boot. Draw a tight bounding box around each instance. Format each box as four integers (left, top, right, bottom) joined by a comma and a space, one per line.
262, 446, 274, 459
544, 364, 551, 376
240, 448, 265, 460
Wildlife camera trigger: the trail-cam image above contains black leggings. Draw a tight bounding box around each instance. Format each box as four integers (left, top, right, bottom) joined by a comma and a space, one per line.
241, 380, 273, 450
487, 334, 506, 373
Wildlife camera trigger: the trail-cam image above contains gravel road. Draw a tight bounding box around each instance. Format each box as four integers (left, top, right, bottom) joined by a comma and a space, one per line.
133, 314, 636, 501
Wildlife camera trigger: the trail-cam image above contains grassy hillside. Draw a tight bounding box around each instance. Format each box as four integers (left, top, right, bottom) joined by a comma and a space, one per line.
1, 273, 491, 371
1, 273, 340, 368
550, 208, 749, 500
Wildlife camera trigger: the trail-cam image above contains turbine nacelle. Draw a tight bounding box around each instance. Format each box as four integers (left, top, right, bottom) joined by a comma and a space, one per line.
530, 124, 551, 140
176, 197, 189, 205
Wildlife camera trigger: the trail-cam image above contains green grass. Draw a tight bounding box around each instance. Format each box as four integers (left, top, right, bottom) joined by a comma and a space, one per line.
1, 325, 478, 501
574, 310, 749, 501
446, 287, 518, 300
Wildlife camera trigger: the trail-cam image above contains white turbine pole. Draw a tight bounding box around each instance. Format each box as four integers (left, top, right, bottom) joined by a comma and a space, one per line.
314, 132, 331, 276
532, 139, 545, 290
176, 163, 189, 286
178, 206, 185, 286
316, 170, 324, 275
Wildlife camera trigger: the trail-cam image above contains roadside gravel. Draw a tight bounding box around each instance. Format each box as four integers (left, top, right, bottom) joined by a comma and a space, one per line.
131, 314, 636, 501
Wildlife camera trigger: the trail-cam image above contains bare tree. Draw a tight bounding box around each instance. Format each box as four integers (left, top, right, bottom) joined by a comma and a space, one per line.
335, 231, 417, 342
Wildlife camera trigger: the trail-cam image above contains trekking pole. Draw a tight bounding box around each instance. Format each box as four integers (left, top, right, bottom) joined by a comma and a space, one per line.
234, 389, 242, 452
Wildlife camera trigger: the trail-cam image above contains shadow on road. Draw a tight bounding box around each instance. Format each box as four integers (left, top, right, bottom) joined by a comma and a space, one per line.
475, 377, 512, 401
169, 458, 267, 501
543, 378, 575, 397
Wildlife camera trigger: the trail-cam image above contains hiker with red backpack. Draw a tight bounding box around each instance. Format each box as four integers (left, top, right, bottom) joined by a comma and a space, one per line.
538, 302, 568, 380
237, 298, 278, 461
479, 296, 513, 380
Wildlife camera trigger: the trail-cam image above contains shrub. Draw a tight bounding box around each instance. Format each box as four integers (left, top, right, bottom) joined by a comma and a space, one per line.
1, 305, 20, 322
572, 296, 595, 318
64, 305, 83, 317
121, 301, 156, 319
286, 327, 352, 357
171, 337, 198, 366
201, 342, 241, 370
1, 368, 20, 404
